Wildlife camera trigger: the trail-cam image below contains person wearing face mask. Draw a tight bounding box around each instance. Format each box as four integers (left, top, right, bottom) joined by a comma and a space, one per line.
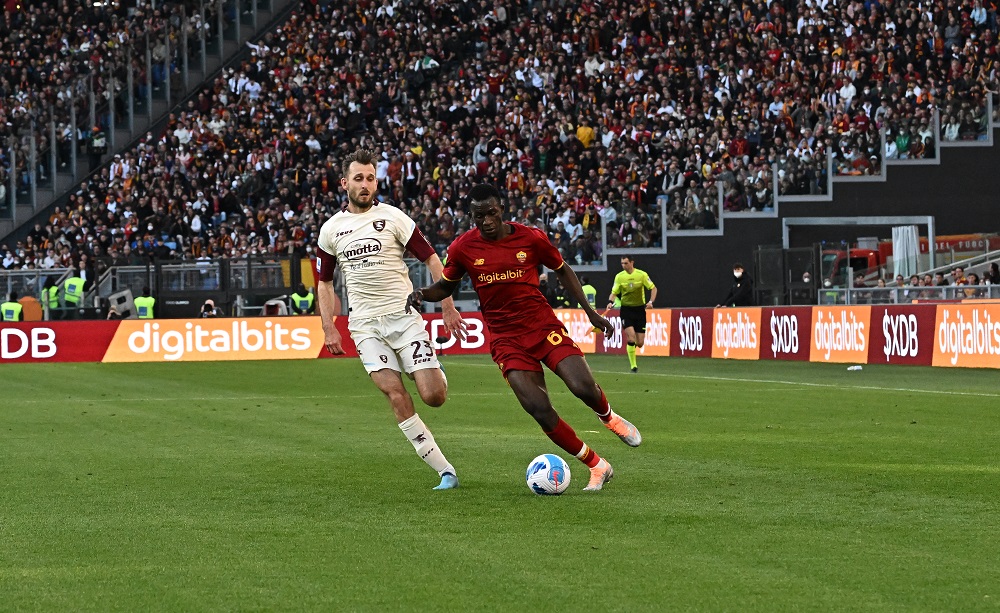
719, 263, 754, 307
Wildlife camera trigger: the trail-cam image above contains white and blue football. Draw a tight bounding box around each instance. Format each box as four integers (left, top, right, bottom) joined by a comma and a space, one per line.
526, 454, 571, 495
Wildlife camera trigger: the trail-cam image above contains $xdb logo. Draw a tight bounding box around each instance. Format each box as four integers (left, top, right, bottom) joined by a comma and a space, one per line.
127, 321, 311, 361
1, 328, 56, 359
770, 314, 799, 357
936, 309, 1000, 365
677, 314, 703, 355
813, 310, 866, 360
714, 312, 757, 357
882, 312, 919, 361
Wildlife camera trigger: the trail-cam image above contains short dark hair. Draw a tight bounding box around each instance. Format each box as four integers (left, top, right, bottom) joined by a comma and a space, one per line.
469, 183, 502, 207
733, 262, 744, 270
142, 286, 151, 296
341, 149, 377, 178
9, 291, 17, 300
621, 255, 635, 263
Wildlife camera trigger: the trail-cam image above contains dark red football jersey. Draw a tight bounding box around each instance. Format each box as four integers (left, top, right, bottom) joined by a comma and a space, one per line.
443, 223, 565, 338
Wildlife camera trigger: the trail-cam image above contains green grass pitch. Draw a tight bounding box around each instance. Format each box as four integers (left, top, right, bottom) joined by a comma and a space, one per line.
2, 355, 999, 612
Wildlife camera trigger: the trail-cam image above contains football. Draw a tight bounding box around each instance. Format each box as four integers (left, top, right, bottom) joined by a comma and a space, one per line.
525, 454, 571, 495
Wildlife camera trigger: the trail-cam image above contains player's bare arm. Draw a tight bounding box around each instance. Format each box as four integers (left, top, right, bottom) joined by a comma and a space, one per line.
424, 253, 467, 340
317, 279, 344, 354
555, 264, 612, 336
406, 278, 461, 314
646, 285, 658, 309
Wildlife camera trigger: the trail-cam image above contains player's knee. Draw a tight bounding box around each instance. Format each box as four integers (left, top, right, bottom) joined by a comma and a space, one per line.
521, 400, 552, 421
421, 388, 447, 407
566, 378, 598, 403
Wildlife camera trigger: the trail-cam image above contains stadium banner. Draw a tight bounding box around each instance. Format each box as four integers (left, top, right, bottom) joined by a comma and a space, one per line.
420, 312, 491, 356
809, 306, 872, 364
711, 307, 762, 360
670, 308, 714, 358
759, 307, 813, 361
867, 305, 936, 366
640, 309, 672, 357
554, 308, 599, 354
932, 303, 1000, 368
103, 317, 328, 362
0, 321, 121, 363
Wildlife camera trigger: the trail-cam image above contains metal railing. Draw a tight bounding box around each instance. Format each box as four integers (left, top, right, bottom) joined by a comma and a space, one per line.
820, 285, 1000, 305
0, 268, 72, 302
1, 0, 289, 232
917, 249, 1000, 279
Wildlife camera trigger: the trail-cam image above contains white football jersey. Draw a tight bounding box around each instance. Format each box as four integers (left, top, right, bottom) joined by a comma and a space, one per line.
317, 203, 418, 320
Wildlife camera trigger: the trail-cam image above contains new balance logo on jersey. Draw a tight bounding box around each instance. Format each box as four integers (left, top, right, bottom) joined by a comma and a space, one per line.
373, 220, 386, 231
474, 258, 485, 265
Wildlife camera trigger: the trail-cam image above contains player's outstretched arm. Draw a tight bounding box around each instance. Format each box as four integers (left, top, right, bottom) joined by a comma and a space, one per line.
555, 264, 613, 336
316, 280, 344, 354
424, 253, 467, 340
406, 278, 460, 314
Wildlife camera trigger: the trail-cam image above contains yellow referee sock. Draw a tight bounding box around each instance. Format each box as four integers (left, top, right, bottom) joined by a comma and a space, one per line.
627, 343, 637, 370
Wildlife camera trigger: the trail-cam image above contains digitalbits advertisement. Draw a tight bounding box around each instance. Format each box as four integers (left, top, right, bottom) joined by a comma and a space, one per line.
809, 306, 871, 364
711, 308, 761, 360
932, 304, 1000, 368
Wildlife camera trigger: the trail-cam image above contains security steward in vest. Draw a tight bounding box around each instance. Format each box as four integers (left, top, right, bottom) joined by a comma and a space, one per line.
42, 276, 60, 319
2, 292, 24, 321
62, 270, 86, 318
290, 283, 316, 315
579, 275, 598, 309
134, 286, 156, 319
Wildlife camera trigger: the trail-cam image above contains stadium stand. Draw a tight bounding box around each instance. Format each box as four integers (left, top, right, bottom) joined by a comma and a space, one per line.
1, 0, 999, 276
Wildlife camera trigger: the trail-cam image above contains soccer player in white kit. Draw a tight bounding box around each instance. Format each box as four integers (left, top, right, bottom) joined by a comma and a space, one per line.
316, 149, 466, 490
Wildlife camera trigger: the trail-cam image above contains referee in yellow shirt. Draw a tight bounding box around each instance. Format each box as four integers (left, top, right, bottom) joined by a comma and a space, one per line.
607, 256, 657, 373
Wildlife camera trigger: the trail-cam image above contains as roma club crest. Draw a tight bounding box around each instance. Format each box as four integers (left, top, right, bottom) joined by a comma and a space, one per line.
373, 220, 386, 232
516, 250, 527, 263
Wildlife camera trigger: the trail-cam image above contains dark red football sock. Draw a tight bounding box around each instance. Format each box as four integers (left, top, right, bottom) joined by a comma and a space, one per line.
588, 386, 613, 422
544, 418, 600, 468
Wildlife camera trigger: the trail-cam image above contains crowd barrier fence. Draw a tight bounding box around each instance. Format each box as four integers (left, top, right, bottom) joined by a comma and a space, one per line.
2, 304, 998, 369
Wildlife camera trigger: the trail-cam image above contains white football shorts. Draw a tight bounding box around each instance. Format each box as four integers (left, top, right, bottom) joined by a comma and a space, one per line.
349, 310, 441, 374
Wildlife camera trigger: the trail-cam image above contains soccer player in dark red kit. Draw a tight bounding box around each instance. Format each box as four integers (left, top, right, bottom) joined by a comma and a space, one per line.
406, 184, 641, 491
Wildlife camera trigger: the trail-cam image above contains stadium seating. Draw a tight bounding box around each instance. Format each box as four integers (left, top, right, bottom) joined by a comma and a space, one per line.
2, 0, 998, 273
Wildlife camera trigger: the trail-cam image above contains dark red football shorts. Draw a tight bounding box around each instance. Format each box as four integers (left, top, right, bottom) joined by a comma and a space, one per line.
490, 324, 583, 377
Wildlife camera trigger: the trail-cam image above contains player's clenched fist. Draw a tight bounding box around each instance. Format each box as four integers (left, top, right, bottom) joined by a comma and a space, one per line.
405, 290, 424, 314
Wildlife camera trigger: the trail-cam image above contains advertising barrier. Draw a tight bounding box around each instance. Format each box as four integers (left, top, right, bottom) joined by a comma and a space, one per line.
759, 307, 813, 361
809, 306, 872, 364
711, 308, 761, 360
3, 306, 998, 368
868, 305, 936, 366
932, 303, 1000, 368
671, 308, 714, 358
0, 321, 120, 363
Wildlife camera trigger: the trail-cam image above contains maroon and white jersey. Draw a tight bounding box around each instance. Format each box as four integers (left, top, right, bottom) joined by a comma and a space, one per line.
316, 203, 434, 320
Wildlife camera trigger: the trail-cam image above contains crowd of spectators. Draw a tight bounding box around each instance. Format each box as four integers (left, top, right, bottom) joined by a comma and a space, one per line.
0, 0, 221, 200
2, 0, 1000, 279
850, 262, 1000, 302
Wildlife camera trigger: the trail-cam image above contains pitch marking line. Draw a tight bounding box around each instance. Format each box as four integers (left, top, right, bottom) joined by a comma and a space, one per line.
457, 362, 1000, 399
19, 390, 658, 404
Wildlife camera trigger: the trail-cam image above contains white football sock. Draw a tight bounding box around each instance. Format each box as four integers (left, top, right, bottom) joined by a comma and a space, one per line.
399, 413, 455, 476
